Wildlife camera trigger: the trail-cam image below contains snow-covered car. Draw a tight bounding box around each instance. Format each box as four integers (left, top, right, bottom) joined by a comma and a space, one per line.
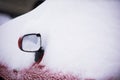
0, 0, 120, 80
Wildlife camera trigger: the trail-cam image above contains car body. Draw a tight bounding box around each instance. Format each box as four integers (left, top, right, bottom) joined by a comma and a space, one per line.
0, 0, 120, 79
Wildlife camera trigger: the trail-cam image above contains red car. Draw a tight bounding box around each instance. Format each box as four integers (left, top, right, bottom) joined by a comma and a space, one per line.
0, 0, 120, 80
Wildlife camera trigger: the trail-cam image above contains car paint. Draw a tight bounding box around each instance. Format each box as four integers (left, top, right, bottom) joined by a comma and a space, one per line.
0, 0, 120, 79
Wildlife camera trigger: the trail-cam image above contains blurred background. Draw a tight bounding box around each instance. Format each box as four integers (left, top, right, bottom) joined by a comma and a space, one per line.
0, 0, 45, 25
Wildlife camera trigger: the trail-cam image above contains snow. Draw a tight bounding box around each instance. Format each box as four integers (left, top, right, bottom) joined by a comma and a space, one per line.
0, 13, 12, 25
0, 0, 120, 79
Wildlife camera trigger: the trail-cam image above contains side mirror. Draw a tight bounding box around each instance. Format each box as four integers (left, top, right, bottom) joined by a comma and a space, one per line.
18, 33, 41, 52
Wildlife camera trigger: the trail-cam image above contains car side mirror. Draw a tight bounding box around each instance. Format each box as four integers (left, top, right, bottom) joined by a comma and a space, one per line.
18, 33, 42, 52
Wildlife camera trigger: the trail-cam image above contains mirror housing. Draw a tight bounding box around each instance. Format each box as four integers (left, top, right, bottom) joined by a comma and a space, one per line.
18, 33, 41, 52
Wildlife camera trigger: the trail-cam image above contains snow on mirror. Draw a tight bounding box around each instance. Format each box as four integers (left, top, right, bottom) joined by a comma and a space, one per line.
20, 34, 41, 52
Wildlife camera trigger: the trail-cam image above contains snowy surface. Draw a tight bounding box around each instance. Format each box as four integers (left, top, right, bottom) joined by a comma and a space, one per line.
0, 13, 12, 25
0, 0, 120, 79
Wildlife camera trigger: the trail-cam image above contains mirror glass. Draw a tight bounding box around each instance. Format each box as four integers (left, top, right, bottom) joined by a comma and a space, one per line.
22, 34, 41, 52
